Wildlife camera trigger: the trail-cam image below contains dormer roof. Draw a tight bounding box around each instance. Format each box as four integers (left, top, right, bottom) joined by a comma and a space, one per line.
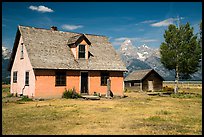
67, 34, 91, 45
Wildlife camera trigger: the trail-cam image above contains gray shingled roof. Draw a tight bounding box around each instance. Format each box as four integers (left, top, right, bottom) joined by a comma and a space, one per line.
124, 69, 153, 81
18, 25, 127, 71
67, 34, 82, 45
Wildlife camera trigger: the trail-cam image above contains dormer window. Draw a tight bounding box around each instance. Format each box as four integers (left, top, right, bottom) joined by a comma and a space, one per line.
67, 34, 91, 60
79, 44, 85, 58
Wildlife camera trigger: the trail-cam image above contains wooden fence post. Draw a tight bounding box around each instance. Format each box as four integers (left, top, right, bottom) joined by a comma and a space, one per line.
106, 79, 111, 98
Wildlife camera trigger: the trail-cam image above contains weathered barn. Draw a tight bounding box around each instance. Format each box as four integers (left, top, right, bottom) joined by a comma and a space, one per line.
124, 69, 164, 91
8, 25, 127, 99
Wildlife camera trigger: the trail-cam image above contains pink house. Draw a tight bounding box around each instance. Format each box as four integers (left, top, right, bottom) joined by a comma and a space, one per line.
8, 25, 127, 99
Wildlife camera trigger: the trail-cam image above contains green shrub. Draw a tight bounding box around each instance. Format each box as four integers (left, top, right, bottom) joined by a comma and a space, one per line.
62, 88, 81, 99
93, 92, 98, 96
2, 87, 10, 92
15, 96, 33, 104
7, 93, 13, 97
20, 96, 33, 101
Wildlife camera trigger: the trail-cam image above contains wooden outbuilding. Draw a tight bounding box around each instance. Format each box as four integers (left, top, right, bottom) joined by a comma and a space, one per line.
124, 69, 164, 91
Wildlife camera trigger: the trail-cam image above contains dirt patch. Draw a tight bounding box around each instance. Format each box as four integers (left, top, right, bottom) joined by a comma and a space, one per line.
2, 97, 21, 103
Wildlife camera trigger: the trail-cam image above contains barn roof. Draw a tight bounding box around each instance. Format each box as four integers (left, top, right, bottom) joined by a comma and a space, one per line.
8, 25, 127, 71
124, 69, 164, 81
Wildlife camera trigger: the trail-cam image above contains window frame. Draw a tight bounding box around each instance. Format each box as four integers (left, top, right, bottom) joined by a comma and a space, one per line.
55, 71, 66, 86
25, 71, 29, 86
101, 71, 109, 86
13, 71, 17, 83
78, 44, 86, 59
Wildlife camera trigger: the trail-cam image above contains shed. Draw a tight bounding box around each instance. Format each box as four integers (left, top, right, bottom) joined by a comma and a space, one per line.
124, 69, 164, 91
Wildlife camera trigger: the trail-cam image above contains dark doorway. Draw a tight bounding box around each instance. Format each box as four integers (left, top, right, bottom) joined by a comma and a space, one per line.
81, 72, 88, 94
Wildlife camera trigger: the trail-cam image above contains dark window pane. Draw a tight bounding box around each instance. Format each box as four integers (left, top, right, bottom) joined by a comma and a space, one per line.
101, 72, 109, 86
79, 52, 85, 58
21, 44, 24, 59
25, 71, 29, 86
13, 71, 17, 83
78, 45, 85, 58
55, 72, 66, 86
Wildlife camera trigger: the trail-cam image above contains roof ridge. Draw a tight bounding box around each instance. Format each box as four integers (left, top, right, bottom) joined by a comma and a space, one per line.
18, 25, 107, 37
132, 69, 153, 72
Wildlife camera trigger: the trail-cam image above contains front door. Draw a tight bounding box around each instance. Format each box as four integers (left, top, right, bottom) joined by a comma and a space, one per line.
81, 72, 88, 94
148, 80, 153, 91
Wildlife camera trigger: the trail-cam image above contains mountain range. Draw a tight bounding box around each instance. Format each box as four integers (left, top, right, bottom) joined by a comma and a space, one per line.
1, 41, 202, 84
117, 39, 202, 81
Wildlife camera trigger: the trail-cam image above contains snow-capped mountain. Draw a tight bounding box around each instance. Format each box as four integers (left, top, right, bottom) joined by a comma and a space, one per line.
118, 40, 158, 61
119, 39, 139, 58
117, 39, 202, 81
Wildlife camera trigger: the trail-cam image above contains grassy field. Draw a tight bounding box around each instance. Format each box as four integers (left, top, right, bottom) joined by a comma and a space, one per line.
2, 83, 202, 135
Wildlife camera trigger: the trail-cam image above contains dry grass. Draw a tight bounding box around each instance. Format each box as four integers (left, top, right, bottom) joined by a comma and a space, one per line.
2, 84, 202, 135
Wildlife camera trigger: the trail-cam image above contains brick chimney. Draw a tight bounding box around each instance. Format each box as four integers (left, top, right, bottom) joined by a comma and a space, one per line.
51, 26, 57, 31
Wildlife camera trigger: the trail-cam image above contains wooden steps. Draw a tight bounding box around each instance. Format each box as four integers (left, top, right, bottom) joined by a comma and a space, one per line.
81, 95, 100, 100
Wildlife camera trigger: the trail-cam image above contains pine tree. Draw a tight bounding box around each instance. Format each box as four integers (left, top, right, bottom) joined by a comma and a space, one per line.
199, 21, 202, 46
160, 22, 202, 94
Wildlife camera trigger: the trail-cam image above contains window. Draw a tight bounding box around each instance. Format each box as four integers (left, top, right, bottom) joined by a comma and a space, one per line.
101, 72, 109, 86
20, 43, 24, 59
13, 71, 17, 83
78, 44, 85, 58
25, 71, 29, 86
55, 72, 66, 86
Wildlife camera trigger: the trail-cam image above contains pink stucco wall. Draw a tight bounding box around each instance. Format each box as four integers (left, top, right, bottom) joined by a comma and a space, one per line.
34, 70, 124, 99
89, 71, 124, 96
34, 70, 80, 99
10, 36, 35, 97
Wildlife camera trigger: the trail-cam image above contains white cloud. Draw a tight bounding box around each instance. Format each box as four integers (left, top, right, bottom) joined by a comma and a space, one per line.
114, 37, 130, 41
151, 17, 184, 27
151, 18, 175, 27
111, 41, 124, 47
140, 20, 156, 24
140, 39, 158, 43
115, 37, 142, 42
113, 37, 158, 43
111, 37, 131, 47
61, 24, 83, 30
29, 5, 54, 13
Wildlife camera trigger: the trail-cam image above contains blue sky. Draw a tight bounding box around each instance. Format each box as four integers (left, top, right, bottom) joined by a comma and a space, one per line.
2, 2, 202, 50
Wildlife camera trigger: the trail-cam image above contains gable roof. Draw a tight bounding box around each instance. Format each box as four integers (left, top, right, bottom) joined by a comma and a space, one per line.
124, 69, 164, 81
67, 34, 91, 45
8, 25, 127, 72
